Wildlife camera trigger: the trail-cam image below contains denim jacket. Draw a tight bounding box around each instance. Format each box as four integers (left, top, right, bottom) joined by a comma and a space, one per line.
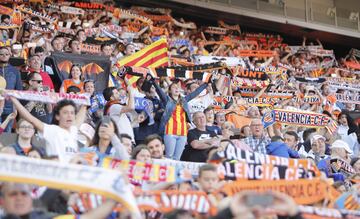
0, 64, 22, 115
154, 82, 208, 135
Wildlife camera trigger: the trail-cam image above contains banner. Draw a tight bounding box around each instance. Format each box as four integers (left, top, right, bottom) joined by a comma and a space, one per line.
294, 95, 321, 104
134, 97, 154, 124
230, 67, 269, 80
194, 55, 246, 67
221, 178, 328, 205
0, 5, 13, 15
299, 206, 360, 219
217, 160, 319, 180
0, 154, 140, 216
69, 190, 216, 216
231, 77, 270, 88
28, 23, 53, 34
0, 23, 19, 29
335, 93, 360, 104
49, 52, 110, 93
345, 61, 360, 70
238, 50, 276, 57
262, 109, 337, 132
81, 44, 101, 54
4, 90, 90, 106
215, 143, 317, 170
60, 6, 85, 15
204, 26, 227, 35
237, 88, 294, 99
113, 8, 153, 25
152, 159, 205, 177
171, 18, 197, 29
101, 158, 191, 183
327, 77, 360, 91
334, 190, 360, 211
329, 158, 356, 177
218, 20, 240, 31
84, 25, 122, 37
17, 6, 57, 24
72, 2, 114, 12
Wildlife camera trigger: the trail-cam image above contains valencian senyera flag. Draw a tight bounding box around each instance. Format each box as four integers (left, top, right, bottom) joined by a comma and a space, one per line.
110, 38, 169, 87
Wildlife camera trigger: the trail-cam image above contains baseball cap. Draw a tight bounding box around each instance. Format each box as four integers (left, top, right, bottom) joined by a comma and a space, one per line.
310, 134, 326, 145
331, 140, 353, 155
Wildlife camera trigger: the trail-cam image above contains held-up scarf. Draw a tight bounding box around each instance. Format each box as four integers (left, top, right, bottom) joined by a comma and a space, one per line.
262, 108, 338, 134
0, 154, 140, 217
218, 20, 240, 31
204, 26, 227, 35
230, 67, 269, 80
4, 90, 91, 106
17, 5, 57, 24
335, 93, 360, 104
221, 178, 328, 205
238, 50, 277, 57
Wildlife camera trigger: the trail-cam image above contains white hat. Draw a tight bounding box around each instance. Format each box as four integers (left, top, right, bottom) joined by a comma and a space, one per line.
310, 134, 326, 145
331, 140, 353, 155
79, 123, 95, 140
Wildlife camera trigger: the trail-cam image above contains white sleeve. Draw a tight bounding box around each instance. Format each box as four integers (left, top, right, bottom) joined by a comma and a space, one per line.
108, 104, 123, 116
42, 124, 58, 156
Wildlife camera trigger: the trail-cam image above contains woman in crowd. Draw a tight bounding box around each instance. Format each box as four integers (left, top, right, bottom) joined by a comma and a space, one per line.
60, 64, 84, 93
81, 116, 129, 161
131, 145, 151, 162
152, 75, 209, 160
9, 119, 38, 156
337, 111, 359, 156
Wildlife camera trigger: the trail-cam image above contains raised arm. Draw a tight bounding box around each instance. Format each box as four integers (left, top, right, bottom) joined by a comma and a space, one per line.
75, 105, 87, 128
10, 96, 44, 133
185, 82, 208, 101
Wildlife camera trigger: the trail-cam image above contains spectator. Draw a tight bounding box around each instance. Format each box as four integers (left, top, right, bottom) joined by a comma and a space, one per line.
60, 64, 84, 93
242, 118, 271, 154
204, 107, 221, 135
153, 76, 208, 160
0, 112, 16, 135
284, 131, 307, 158
307, 134, 328, 163
144, 134, 166, 159
81, 116, 129, 160
337, 111, 359, 156
23, 72, 53, 123
120, 133, 134, 156
266, 136, 300, 158
26, 55, 54, 91
103, 86, 135, 142
0, 46, 22, 131
181, 111, 219, 163
9, 119, 37, 156
197, 164, 219, 194
10, 97, 87, 163
68, 39, 82, 54
131, 145, 151, 162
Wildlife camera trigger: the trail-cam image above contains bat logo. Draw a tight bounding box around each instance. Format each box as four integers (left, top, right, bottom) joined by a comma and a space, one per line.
57, 60, 104, 75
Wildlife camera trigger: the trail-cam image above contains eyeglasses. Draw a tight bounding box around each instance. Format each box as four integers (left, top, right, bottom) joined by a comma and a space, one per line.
31, 79, 43, 84
0, 53, 10, 56
8, 191, 30, 197
19, 126, 35, 130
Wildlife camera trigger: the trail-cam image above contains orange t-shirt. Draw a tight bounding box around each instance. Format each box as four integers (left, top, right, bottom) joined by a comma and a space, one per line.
61, 79, 84, 93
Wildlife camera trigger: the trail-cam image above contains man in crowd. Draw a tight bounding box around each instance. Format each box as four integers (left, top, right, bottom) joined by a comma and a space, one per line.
241, 118, 271, 154
144, 134, 166, 159
197, 164, 219, 194
181, 111, 219, 162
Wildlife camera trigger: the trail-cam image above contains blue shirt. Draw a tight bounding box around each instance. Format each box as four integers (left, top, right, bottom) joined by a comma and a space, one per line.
0, 64, 22, 114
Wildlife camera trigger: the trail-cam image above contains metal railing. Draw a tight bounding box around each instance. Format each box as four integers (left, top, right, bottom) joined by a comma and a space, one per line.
196, 0, 360, 32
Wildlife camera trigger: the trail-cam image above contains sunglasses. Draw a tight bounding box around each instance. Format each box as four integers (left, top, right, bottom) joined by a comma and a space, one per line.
31, 79, 43, 84
0, 53, 10, 56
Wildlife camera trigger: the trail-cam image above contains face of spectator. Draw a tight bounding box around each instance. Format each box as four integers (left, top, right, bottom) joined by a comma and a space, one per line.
17, 120, 35, 140
136, 149, 151, 162
56, 105, 76, 129
29, 56, 42, 70
121, 137, 133, 155
125, 44, 135, 55
52, 38, 63, 52
250, 119, 264, 138
215, 113, 225, 126
332, 148, 349, 162
71, 66, 82, 80
247, 107, 260, 118
98, 122, 115, 140
110, 89, 121, 101
147, 139, 165, 159
193, 112, 207, 130
169, 83, 181, 98
198, 170, 219, 193
77, 31, 86, 42
28, 150, 41, 159
311, 139, 325, 155
1, 184, 33, 216
70, 40, 81, 54
102, 45, 113, 56
84, 81, 95, 94
284, 134, 297, 150
205, 110, 214, 124
339, 114, 348, 126
322, 85, 330, 96
28, 73, 43, 91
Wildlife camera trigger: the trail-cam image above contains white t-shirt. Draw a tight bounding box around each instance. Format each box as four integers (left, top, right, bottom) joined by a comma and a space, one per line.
108, 104, 135, 141
43, 124, 79, 163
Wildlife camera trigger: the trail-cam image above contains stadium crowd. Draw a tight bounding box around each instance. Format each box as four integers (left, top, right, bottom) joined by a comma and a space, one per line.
0, 0, 360, 219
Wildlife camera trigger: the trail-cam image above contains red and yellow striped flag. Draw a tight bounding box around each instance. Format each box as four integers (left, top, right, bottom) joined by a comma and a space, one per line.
116, 38, 169, 87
